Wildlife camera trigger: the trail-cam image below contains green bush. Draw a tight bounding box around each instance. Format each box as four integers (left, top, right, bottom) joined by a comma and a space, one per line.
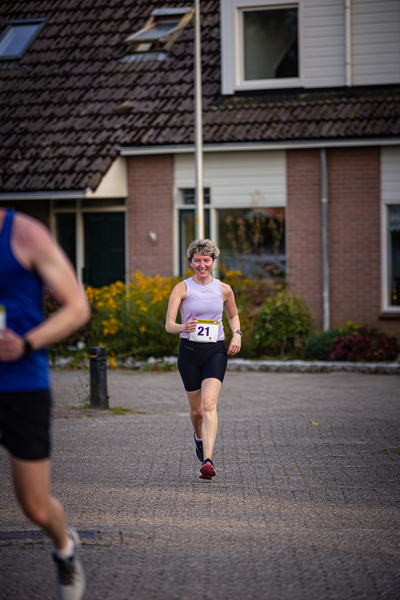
304, 322, 362, 361
304, 330, 342, 361
253, 290, 314, 357
221, 270, 278, 358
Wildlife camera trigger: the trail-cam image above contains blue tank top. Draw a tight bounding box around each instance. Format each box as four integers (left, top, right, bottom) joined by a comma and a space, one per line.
0, 210, 49, 392
180, 277, 225, 341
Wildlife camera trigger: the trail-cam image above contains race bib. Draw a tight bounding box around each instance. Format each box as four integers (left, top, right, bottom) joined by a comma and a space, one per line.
190, 319, 219, 343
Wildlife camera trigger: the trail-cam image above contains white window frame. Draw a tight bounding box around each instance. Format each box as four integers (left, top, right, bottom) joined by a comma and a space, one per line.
381, 147, 400, 313
221, 0, 303, 94
0, 19, 46, 60
381, 203, 400, 313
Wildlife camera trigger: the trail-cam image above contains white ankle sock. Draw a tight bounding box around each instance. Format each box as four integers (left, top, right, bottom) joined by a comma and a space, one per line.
194, 432, 202, 442
55, 533, 74, 559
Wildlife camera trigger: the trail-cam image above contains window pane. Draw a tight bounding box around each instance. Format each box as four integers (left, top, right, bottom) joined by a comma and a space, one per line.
54, 200, 76, 209
179, 209, 210, 275
218, 207, 285, 279
181, 188, 210, 205
84, 212, 125, 287
0, 23, 41, 58
81, 198, 125, 208
132, 19, 179, 43
56, 213, 76, 269
243, 8, 298, 80
388, 205, 400, 306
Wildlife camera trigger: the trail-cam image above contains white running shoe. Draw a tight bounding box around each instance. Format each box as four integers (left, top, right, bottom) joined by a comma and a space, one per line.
53, 527, 86, 600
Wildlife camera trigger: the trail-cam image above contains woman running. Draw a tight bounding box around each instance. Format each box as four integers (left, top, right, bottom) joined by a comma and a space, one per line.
165, 239, 242, 479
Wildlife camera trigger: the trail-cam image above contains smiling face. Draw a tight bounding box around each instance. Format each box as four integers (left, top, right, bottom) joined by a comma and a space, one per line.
190, 253, 214, 282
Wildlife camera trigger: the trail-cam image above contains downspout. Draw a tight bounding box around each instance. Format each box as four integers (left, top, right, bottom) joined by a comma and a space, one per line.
345, 0, 352, 87
321, 148, 330, 331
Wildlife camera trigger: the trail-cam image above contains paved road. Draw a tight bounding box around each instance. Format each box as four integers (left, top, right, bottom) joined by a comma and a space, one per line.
1, 370, 399, 600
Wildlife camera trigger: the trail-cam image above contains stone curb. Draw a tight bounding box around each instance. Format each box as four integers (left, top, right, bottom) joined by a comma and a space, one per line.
50, 355, 400, 374
226, 358, 400, 374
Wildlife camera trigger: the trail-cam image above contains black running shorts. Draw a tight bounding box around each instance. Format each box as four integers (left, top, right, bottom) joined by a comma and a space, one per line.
178, 339, 228, 392
0, 390, 52, 460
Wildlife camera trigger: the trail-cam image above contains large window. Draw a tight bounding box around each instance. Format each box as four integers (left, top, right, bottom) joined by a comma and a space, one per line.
218, 207, 285, 279
388, 205, 400, 307
242, 7, 298, 81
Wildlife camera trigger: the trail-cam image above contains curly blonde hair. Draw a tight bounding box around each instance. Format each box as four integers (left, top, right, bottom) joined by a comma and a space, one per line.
186, 239, 220, 262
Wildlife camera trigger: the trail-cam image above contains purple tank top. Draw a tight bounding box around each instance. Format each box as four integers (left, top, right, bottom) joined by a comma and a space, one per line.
180, 277, 225, 341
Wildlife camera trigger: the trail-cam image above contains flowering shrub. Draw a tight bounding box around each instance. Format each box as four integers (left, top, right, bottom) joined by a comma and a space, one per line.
44, 270, 283, 361
253, 289, 314, 357
85, 272, 182, 360
328, 328, 400, 362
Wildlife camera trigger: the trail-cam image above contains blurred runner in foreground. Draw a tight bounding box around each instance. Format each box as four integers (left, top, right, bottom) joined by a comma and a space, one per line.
0, 208, 90, 600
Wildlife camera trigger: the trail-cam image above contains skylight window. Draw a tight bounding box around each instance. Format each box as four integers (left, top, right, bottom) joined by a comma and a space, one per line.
125, 8, 193, 53
0, 19, 45, 60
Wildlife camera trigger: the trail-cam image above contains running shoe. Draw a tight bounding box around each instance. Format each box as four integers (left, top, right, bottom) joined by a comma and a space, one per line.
194, 432, 203, 462
53, 527, 86, 600
199, 458, 216, 479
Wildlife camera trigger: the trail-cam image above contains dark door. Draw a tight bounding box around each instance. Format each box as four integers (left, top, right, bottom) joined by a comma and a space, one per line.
83, 212, 125, 287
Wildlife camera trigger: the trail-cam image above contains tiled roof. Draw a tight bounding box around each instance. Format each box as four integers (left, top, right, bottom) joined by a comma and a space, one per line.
0, 0, 399, 193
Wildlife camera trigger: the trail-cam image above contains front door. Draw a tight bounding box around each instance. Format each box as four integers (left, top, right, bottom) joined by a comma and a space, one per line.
84, 212, 125, 287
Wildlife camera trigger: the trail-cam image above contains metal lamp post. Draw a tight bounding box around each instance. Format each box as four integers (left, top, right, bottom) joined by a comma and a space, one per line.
194, 0, 204, 240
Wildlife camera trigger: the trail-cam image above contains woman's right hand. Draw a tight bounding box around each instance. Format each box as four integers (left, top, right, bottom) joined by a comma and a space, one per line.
185, 317, 198, 333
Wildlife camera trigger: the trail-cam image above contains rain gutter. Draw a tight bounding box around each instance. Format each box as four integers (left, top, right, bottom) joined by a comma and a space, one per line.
119, 138, 400, 156
0, 190, 87, 201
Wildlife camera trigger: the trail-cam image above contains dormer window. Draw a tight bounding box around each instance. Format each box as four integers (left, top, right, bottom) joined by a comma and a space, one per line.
124, 7, 193, 53
0, 19, 45, 60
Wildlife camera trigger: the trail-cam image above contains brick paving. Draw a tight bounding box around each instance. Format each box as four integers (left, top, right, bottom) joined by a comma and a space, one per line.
0, 369, 399, 600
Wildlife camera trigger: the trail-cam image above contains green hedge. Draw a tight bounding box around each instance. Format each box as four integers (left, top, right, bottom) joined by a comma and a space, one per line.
253, 289, 315, 358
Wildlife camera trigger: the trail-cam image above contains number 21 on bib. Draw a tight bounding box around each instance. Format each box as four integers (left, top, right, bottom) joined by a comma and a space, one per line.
190, 319, 219, 343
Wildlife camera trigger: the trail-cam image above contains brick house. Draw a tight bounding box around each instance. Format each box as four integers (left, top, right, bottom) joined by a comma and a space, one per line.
0, 0, 399, 336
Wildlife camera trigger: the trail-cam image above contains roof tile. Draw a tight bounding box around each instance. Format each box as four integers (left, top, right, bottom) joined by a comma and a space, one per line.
0, 0, 399, 192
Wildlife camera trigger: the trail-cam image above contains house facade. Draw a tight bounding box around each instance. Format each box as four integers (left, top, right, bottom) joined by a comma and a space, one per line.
0, 0, 399, 336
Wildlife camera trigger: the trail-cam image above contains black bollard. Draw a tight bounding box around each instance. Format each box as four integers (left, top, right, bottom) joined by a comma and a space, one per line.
89, 346, 109, 409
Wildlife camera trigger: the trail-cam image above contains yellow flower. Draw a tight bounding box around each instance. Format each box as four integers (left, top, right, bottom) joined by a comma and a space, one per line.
109, 356, 118, 370
139, 325, 146, 333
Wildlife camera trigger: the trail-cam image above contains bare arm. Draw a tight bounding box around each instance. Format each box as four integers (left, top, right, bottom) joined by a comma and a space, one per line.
221, 282, 241, 356
165, 281, 197, 335
0, 214, 90, 361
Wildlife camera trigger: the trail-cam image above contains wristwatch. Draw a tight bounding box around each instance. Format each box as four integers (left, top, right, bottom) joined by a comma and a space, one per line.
23, 337, 33, 357
233, 329, 243, 336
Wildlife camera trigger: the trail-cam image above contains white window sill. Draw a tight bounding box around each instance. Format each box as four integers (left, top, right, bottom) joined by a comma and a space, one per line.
234, 77, 302, 92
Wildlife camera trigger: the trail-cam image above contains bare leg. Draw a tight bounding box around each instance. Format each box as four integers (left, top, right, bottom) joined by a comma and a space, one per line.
11, 455, 69, 550
200, 378, 221, 460
186, 388, 202, 440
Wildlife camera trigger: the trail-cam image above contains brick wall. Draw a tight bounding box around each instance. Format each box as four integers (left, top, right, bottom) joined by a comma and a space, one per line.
127, 154, 174, 277
287, 147, 400, 338
328, 147, 382, 329
286, 149, 323, 327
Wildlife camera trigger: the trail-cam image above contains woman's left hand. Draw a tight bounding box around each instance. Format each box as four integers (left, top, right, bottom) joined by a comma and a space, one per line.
227, 333, 241, 356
